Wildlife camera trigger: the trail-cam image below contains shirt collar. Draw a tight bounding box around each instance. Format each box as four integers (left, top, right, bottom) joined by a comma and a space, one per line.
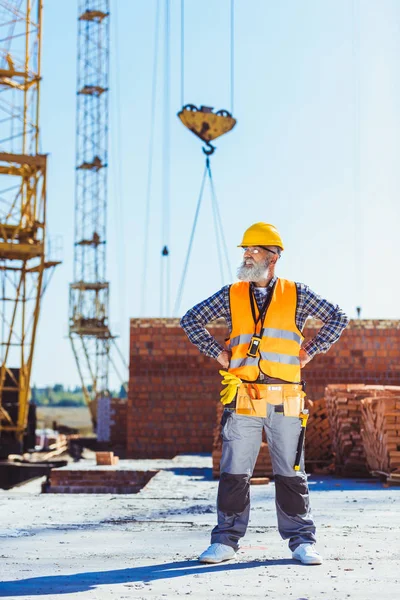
250, 276, 277, 292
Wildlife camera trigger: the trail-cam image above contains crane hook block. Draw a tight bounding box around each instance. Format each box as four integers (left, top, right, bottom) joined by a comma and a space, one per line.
177, 105, 236, 154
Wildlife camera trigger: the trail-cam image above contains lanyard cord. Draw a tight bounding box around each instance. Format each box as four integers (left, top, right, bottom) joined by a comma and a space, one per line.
249, 282, 276, 335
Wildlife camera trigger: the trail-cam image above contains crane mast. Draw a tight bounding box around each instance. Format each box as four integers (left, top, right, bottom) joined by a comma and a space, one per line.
69, 1, 113, 423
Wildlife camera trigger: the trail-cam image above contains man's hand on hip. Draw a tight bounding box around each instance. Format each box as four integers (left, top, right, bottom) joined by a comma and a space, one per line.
217, 350, 231, 369
299, 348, 312, 369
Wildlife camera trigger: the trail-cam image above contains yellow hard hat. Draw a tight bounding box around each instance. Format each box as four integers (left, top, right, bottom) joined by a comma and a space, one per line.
238, 222, 284, 251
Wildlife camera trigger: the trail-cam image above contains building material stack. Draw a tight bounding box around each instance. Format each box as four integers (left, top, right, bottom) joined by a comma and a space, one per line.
359, 387, 400, 478
325, 384, 369, 476
305, 398, 334, 471
325, 384, 400, 479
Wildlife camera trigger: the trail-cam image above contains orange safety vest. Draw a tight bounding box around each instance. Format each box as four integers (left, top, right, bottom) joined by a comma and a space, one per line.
227, 278, 304, 383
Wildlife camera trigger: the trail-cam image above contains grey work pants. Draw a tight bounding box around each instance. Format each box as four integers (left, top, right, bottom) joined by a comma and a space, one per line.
211, 404, 316, 552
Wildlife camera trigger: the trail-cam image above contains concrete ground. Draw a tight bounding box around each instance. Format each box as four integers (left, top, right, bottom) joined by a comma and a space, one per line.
0, 454, 399, 600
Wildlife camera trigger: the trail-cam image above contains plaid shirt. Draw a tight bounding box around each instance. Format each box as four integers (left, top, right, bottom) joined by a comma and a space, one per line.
180, 276, 349, 360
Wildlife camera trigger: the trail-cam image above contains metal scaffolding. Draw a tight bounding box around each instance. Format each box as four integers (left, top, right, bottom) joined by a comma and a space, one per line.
0, 0, 59, 456
69, 1, 114, 423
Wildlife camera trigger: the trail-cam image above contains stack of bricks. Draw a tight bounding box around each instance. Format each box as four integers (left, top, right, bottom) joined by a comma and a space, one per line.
127, 318, 228, 458
305, 398, 333, 470
359, 387, 400, 474
212, 401, 273, 479
325, 384, 372, 476
44, 465, 158, 494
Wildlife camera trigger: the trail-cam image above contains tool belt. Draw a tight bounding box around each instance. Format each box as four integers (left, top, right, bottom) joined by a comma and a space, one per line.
235, 382, 305, 418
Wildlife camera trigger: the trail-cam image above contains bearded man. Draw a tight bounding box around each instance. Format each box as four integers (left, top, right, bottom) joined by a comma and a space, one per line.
180, 222, 349, 566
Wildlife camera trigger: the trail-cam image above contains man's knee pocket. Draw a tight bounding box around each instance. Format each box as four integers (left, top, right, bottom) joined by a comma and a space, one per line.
218, 472, 250, 513
275, 474, 309, 516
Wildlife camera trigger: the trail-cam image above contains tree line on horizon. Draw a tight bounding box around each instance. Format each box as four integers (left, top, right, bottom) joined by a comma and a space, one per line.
31, 384, 128, 407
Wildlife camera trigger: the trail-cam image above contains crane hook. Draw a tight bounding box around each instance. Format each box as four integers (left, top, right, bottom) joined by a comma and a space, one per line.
202, 141, 216, 156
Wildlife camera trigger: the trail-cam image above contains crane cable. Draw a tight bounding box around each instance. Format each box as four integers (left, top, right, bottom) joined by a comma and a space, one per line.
174, 158, 233, 316
230, 0, 234, 114
352, 0, 362, 318
160, 0, 171, 317
173, 161, 208, 317
209, 161, 233, 283
180, 0, 184, 107
141, 0, 161, 316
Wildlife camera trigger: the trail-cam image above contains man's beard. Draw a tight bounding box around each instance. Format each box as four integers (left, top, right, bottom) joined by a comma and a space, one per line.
237, 258, 270, 282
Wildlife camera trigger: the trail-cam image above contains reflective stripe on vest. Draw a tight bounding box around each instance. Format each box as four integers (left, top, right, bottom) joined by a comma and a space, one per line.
230, 352, 300, 369
229, 328, 303, 350
227, 279, 304, 382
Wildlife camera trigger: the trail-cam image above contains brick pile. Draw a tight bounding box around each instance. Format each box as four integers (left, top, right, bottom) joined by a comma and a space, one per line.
44, 466, 158, 494
211, 401, 273, 479
359, 387, 400, 474
325, 384, 369, 476
305, 398, 333, 469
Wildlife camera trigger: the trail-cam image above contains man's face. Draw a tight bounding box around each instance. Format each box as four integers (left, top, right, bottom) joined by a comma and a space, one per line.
237, 246, 276, 282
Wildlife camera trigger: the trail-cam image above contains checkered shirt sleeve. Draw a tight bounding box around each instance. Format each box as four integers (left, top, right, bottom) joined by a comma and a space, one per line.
179, 286, 232, 359
295, 282, 349, 357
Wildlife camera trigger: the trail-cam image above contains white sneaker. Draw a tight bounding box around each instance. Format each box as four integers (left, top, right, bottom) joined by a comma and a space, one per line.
198, 543, 236, 563
292, 543, 323, 565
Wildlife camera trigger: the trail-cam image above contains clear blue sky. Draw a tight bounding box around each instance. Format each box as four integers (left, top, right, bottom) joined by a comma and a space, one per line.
35, 0, 400, 388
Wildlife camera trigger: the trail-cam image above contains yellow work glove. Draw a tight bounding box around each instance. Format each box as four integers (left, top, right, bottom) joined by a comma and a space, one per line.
219, 370, 242, 405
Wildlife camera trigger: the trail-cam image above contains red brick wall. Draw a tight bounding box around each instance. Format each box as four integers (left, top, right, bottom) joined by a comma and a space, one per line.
127, 318, 228, 458
127, 318, 400, 458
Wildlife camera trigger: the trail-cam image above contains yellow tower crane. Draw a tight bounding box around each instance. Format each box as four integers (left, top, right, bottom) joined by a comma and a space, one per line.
0, 1, 59, 457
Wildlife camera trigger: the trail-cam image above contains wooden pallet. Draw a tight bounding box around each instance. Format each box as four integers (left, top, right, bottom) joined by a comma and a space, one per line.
371, 470, 400, 486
